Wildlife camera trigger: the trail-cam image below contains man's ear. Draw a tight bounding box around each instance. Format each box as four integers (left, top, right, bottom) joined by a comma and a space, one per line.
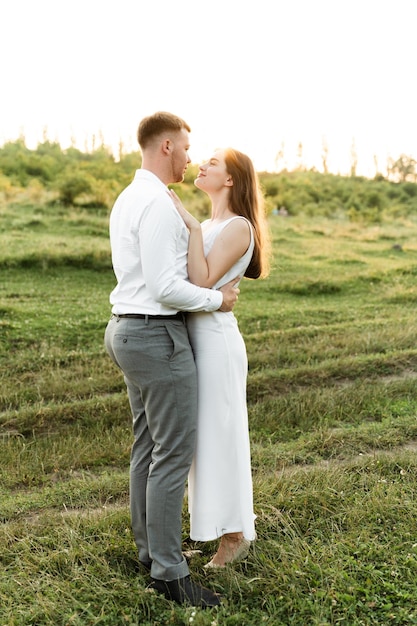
163, 140, 172, 155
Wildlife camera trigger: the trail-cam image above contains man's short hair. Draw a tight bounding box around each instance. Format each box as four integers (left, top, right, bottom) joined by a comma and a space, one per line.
137, 112, 191, 149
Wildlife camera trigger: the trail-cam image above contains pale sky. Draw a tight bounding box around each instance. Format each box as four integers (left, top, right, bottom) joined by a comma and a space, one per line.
1, 0, 416, 176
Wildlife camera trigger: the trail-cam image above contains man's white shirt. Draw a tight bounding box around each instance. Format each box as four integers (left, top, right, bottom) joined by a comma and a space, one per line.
109, 169, 222, 315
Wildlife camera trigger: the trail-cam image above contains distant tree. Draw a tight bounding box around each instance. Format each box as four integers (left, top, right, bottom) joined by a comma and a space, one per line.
387, 154, 417, 182
321, 136, 329, 174
350, 138, 358, 177
373, 154, 379, 178
296, 141, 304, 171
0, 138, 34, 185
274, 141, 286, 172
117, 138, 125, 161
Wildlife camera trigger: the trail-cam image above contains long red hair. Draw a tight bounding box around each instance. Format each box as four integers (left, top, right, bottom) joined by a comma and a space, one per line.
224, 148, 270, 279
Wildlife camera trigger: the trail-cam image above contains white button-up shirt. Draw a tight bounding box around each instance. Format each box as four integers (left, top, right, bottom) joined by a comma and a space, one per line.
109, 169, 223, 315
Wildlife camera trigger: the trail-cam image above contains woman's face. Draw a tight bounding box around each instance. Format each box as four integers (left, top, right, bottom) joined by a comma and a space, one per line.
194, 149, 231, 193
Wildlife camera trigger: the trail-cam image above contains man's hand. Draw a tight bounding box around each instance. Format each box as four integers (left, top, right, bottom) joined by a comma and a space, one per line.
218, 277, 240, 312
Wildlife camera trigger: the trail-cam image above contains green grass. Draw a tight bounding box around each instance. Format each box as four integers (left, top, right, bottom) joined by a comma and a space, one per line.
1, 203, 417, 624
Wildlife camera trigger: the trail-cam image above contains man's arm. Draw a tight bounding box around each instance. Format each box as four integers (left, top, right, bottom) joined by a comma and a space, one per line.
141, 196, 223, 312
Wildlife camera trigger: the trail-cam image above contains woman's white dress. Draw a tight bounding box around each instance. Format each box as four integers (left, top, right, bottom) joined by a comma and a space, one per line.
187, 216, 256, 542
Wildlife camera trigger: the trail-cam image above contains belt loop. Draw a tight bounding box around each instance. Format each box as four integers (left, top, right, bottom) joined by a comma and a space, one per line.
144, 314, 149, 326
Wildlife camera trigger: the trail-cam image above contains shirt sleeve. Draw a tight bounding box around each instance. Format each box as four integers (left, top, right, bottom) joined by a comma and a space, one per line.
140, 193, 223, 312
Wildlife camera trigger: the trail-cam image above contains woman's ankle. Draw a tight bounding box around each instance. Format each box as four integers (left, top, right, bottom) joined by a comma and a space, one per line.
222, 532, 243, 543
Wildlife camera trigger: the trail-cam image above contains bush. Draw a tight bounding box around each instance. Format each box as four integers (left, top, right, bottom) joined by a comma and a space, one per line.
55, 172, 93, 205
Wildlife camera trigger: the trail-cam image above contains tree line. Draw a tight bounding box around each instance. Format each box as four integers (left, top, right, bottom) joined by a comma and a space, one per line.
0, 138, 416, 222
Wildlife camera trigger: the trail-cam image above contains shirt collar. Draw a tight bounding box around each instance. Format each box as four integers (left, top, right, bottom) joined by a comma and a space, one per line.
134, 168, 168, 191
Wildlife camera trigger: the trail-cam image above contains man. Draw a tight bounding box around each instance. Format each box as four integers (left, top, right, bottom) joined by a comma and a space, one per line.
104, 112, 239, 608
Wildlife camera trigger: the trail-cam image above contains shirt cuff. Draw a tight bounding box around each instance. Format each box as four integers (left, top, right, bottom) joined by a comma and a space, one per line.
206, 289, 223, 311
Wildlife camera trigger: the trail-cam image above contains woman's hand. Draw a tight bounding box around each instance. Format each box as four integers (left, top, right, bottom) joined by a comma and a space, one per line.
169, 190, 200, 231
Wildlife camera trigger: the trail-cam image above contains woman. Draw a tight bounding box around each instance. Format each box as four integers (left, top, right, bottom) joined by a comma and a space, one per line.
170, 148, 270, 567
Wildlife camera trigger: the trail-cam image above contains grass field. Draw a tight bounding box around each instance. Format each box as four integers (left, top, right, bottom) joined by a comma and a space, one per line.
1, 201, 417, 625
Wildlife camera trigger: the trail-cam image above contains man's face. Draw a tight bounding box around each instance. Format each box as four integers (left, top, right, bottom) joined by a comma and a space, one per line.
169, 129, 191, 183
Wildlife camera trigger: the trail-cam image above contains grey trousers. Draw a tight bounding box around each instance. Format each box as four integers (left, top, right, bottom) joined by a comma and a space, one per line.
104, 315, 197, 580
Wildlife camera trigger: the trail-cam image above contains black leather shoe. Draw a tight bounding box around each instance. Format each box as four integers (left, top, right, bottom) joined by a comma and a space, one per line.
150, 575, 221, 608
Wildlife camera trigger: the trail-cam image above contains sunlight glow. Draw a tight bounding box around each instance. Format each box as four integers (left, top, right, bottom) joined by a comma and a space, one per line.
1, 0, 416, 177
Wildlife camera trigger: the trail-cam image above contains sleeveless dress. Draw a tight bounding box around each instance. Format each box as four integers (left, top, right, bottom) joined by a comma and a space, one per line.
187, 216, 256, 542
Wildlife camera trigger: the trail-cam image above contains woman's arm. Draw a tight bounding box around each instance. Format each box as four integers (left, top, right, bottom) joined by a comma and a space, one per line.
169, 190, 250, 288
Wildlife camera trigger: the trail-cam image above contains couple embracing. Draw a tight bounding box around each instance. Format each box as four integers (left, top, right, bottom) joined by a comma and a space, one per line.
105, 111, 270, 608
